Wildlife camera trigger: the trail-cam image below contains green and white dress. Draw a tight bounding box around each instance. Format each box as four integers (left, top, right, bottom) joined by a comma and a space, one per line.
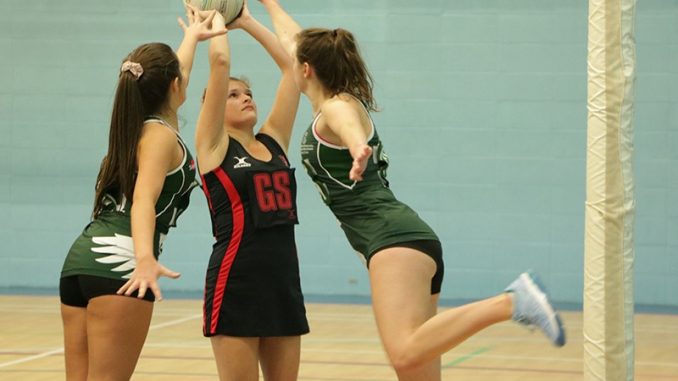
299, 110, 439, 264
61, 118, 198, 280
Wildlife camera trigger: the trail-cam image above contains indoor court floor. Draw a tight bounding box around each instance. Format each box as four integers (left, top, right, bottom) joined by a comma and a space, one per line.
0, 295, 676, 380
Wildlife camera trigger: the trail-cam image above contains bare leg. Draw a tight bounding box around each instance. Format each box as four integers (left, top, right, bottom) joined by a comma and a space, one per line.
369, 247, 512, 379
259, 336, 302, 381
211, 336, 260, 381
61, 304, 88, 381
385, 294, 442, 381
86, 295, 153, 381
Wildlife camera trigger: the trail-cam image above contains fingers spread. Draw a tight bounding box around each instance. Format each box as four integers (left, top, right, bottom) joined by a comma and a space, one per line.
124, 280, 140, 296
167, 271, 181, 279
204, 9, 217, 24
177, 17, 188, 31
150, 284, 163, 302
117, 279, 132, 295
137, 283, 148, 299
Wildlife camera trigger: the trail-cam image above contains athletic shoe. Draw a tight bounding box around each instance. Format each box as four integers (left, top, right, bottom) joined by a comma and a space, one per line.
505, 271, 566, 347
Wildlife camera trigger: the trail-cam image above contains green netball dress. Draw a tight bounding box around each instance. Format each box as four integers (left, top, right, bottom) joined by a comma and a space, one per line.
61, 118, 198, 280
300, 110, 439, 263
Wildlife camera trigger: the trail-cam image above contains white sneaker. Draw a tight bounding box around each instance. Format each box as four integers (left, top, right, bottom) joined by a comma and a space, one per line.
505, 271, 566, 347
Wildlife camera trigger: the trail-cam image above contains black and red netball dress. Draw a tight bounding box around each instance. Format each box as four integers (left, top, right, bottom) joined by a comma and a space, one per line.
200, 133, 309, 337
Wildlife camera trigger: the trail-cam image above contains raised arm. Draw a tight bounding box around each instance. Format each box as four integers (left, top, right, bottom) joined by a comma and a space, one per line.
232, 2, 291, 70
176, 6, 227, 88
233, 2, 299, 151
194, 11, 232, 174
115, 6, 227, 301
259, 0, 302, 60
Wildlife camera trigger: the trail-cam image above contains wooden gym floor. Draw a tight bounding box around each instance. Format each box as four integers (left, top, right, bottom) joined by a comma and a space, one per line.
0, 295, 676, 380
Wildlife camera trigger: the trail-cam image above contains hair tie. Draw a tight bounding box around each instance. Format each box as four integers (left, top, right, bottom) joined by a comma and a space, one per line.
120, 61, 144, 80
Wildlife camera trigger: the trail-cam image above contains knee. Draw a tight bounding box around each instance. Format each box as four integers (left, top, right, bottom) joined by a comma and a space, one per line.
388, 350, 426, 373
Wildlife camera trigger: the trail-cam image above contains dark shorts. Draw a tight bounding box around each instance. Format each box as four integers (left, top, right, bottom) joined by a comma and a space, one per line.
59, 275, 154, 307
370, 239, 444, 295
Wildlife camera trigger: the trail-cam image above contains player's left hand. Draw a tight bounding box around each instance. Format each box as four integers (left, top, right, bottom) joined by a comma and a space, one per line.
349, 144, 372, 182
179, 4, 228, 41
117, 257, 181, 302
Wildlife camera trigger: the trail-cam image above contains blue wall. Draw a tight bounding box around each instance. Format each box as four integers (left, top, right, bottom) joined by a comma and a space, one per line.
0, 0, 676, 307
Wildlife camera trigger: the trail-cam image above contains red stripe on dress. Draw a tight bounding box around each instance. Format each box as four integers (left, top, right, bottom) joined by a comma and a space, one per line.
199, 173, 213, 334
200, 173, 215, 213
200, 173, 217, 241
208, 167, 245, 334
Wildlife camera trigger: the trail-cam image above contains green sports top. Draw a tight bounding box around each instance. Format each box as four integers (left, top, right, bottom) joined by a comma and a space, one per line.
61, 118, 198, 280
300, 113, 389, 206
300, 109, 438, 259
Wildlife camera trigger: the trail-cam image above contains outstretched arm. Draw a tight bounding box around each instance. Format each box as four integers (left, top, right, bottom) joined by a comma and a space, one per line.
258, 0, 302, 60
194, 11, 231, 174
321, 99, 373, 182
233, 1, 299, 151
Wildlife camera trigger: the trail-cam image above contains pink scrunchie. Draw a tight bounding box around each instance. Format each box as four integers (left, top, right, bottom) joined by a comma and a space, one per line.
120, 61, 144, 80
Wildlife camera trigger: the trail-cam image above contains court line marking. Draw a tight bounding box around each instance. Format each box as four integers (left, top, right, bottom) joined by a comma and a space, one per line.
443, 347, 491, 368
148, 313, 201, 330
0, 348, 64, 369
0, 313, 201, 369
5, 345, 676, 370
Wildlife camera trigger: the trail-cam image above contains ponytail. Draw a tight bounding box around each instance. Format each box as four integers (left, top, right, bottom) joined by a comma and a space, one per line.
296, 28, 377, 111
92, 43, 180, 217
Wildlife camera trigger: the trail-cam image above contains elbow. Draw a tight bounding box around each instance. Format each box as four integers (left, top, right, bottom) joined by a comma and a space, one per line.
279, 37, 297, 59
278, 48, 296, 72
279, 61, 294, 74
210, 52, 230, 70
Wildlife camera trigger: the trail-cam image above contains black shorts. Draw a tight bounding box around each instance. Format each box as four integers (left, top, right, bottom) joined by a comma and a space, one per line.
371, 239, 444, 295
59, 275, 154, 307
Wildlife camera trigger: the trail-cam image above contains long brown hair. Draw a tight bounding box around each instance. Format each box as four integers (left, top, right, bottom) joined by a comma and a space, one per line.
296, 28, 377, 111
92, 43, 181, 217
